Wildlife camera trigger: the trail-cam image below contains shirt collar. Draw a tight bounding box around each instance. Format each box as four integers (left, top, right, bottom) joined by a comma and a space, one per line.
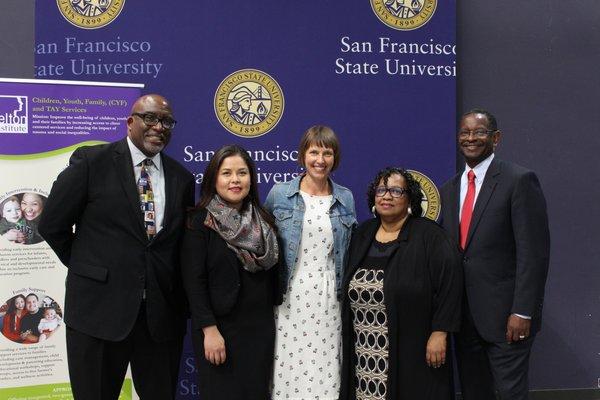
462, 152, 494, 181
126, 136, 162, 170
285, 173, 350, 209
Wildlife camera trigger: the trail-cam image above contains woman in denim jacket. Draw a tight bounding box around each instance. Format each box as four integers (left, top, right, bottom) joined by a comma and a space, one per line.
265, 125, 357, 400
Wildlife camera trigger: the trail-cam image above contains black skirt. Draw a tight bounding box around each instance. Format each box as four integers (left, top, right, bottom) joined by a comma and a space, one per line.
191, 267, 275, 400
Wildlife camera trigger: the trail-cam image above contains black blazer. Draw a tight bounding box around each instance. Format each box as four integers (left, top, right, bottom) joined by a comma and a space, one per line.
39, 138, 195, 342
180, 209, 283, 331
440, 158, 550, 342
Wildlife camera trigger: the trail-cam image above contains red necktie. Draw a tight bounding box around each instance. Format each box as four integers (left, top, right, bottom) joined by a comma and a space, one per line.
460, 170, 476, 249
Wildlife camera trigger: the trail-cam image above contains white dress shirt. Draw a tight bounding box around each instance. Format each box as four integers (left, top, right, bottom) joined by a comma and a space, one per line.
127, 137, 166, 234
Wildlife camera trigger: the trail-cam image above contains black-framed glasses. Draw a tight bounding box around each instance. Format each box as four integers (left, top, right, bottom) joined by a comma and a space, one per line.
457, 129, 496, 139
132, 112, 177, 129
375, 186, 408, 198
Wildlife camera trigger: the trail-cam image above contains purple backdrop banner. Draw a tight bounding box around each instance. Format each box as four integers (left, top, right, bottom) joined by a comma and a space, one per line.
34, 1, 456, 398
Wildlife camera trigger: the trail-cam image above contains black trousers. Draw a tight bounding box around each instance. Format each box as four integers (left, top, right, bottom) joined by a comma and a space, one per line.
66, 304, 183, 400
456, 310, 534, 400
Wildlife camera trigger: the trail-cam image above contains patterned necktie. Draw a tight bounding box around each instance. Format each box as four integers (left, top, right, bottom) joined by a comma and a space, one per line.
138, 159, 156, 238
459, 170, 476, 249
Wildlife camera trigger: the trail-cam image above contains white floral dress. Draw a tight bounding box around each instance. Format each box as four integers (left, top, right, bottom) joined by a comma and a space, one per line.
272, 192, 341, 399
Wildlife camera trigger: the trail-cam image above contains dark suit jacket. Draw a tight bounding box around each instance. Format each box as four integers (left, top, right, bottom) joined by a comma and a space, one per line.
440, 158, 550, 342
39, 138, 195, 342
180, 209, 283, 331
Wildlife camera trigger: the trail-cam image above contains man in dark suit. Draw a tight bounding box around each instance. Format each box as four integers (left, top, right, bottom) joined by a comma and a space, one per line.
440, 109, 550, 400
39, 94, 195, 400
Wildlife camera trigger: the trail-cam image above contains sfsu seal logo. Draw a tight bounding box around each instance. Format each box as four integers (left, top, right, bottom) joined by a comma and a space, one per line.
214, 69, 284, 138
407, 170, 440, 221
57, 0, 125, 29
370, 0, 437, 31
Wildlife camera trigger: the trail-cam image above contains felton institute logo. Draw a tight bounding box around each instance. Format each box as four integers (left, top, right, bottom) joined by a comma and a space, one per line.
370, 0, 437, 31
214, 69, 284, 138
408, 169, 440, 221
0, 96, 28, 134
57, 0, 125, 29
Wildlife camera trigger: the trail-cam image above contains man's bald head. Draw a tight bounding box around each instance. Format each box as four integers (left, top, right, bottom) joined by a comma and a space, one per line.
130, 94, 172, 115
127, 94, 175, 157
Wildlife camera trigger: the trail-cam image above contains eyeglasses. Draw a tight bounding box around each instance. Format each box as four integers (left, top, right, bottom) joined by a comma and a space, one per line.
374, 186, 408, 198
457, 129, 496, 139
132, 113, 177, 129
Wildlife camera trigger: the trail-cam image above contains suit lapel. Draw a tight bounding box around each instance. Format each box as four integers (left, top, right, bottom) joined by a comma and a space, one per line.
464, 159, 501, 250
447, 174, 461, 244
343, 219, 378, 288
156, 154, 178, 237
355, 221, 378, 263
113, 139, 147, 239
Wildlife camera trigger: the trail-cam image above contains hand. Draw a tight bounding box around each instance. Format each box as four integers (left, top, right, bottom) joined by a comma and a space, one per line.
20, 331, 39, 342
4, 229, 25, 243
44, 328, 57, 339
506, 314, 531, 343
426, 331, 447, 368
202, 325, 226, 365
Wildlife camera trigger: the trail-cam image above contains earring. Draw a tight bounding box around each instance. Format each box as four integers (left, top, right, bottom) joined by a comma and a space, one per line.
407, 206, 412, 215
371, 205, 376, 216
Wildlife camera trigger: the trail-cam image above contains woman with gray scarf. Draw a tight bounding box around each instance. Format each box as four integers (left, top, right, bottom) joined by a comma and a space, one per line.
181, 145, 282, 400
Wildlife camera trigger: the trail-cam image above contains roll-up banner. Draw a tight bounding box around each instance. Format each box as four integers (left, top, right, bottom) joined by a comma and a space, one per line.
0, 78, 142, 399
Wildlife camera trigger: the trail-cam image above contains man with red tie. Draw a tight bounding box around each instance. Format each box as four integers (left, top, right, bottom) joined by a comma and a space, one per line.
440, 109, 550, 400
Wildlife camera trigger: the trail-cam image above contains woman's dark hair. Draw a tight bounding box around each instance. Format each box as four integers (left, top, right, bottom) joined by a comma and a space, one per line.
195, 144, 275, 228
367, 167, 423, 217
6, 294, 26, 314
20, 192, 45, 206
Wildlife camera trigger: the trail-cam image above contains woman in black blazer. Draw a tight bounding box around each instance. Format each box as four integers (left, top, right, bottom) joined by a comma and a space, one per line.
340, 167, 462, 400
181, 145, 282, 400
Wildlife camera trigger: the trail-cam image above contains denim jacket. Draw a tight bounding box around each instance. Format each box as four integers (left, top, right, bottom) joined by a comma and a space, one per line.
264, 174, 357, 295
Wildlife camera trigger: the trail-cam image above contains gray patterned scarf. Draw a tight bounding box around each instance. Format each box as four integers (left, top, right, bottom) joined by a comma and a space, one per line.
205, 195, 279, 272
